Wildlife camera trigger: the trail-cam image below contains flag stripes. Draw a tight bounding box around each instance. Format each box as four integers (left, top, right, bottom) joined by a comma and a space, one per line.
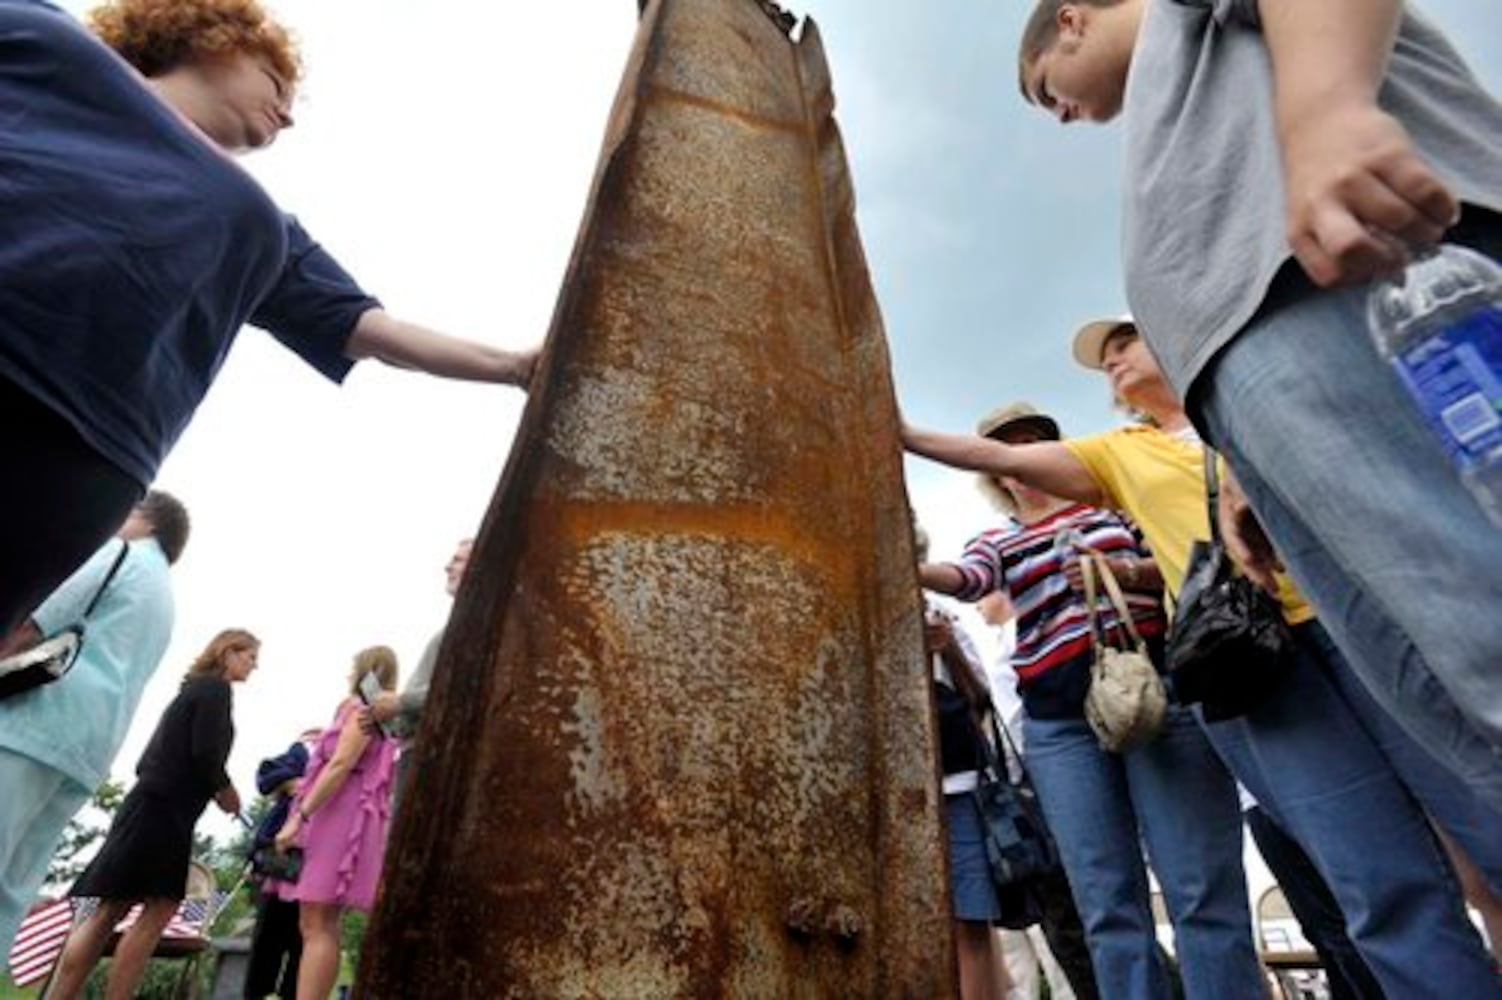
7, 893, 226, 987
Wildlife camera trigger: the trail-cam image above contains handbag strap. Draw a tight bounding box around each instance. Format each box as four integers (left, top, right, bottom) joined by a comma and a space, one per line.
81, 541, 131, 620
1079, 548, 1147, 653
1202, 447, 1222, 547
973, 694, 1034, 789
986, 700, 1020, 773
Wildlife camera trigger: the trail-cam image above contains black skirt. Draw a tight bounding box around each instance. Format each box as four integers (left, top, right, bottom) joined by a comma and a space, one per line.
70, 785, 209, 901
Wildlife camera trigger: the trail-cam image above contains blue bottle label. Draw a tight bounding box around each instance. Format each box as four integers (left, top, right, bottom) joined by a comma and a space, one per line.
1391, 304, 1502, 470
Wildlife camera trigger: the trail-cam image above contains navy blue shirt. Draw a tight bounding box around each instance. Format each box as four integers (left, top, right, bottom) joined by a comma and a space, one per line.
251, 740, 309, 851
0, 0, 378, 485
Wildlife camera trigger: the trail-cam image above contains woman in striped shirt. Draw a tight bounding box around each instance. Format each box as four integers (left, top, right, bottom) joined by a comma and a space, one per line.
919, 401, 1257, 1000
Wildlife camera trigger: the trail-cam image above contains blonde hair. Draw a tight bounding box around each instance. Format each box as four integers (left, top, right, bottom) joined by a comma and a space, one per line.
347, 645, 398, 695
1110, 389, 1159, 427
976, 472, 1018, 516
184, 628, 259, 683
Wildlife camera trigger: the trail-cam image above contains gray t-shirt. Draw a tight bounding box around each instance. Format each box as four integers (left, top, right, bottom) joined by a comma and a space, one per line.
396, 628, 444, 740
1123, 0, 1502, 398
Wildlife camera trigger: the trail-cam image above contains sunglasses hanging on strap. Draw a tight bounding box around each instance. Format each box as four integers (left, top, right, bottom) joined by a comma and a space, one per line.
0, 540, 130, 700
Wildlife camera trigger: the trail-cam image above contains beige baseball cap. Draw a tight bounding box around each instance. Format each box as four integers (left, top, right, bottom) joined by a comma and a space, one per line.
1071, 315, 1137, 370
975, 400, 1060, 441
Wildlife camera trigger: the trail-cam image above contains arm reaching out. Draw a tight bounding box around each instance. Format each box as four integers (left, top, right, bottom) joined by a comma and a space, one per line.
918, 563, 966, 596
346, 309, 538, 388
901, 421, 1106, 508
1259, 0, 1458, 286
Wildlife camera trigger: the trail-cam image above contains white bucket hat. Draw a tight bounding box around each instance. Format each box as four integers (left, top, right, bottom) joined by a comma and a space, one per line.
1071, 315, 1137, 370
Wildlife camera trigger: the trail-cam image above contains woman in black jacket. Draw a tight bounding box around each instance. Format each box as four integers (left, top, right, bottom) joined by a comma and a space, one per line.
47, 628, 260, 1000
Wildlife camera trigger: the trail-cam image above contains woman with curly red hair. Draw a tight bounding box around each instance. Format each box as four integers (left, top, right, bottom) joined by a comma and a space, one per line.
88, 0, 303, 148
0, 0, 536, 637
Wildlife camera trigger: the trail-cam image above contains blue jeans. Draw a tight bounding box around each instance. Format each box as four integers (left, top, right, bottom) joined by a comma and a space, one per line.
1200, 623, 1501, 998
945, 794, 1002, 923
1317, 637, 1502, 894
1244, 806, 1384, 1000
1023, 707, 1262, 1000
1193, 226, 1502, 812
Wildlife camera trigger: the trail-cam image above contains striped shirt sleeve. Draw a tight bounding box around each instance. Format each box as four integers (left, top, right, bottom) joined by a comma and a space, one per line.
952, 529, 1009, 601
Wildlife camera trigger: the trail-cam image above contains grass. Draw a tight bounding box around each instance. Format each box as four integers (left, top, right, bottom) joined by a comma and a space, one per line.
0, 973, 39, 999
2, 951, 358, 999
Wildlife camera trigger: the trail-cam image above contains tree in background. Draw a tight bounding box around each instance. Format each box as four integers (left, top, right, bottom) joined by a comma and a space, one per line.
44, 780, 124, 890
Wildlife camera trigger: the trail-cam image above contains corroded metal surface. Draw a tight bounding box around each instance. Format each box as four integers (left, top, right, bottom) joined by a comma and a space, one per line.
357, 1, 952, 995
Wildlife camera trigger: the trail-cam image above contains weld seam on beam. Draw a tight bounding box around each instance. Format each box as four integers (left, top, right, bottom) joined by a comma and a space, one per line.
644, 84, 804, 134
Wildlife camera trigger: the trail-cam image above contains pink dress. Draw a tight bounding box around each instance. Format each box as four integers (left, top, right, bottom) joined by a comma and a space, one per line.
279, 698, 397, 910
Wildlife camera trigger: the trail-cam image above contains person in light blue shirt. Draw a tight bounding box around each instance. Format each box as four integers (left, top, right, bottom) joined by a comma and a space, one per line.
0, 490, 187, 954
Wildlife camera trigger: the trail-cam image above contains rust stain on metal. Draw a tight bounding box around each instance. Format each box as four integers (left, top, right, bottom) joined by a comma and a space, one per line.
358, 0, 953, 996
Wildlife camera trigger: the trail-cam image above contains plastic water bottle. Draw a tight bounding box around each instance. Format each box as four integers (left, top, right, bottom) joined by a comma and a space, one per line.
1367, 243, 1502, 526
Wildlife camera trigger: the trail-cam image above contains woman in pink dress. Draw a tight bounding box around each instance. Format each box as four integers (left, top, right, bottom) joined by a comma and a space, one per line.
274, 646, 398, 1000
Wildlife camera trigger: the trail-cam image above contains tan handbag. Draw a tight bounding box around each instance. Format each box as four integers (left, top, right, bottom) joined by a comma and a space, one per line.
1077, 544, 1167, 753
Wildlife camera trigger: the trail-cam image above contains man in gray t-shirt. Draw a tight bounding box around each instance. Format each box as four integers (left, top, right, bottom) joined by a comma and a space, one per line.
1015, 0, 1502, 821
361, 538, 472, 803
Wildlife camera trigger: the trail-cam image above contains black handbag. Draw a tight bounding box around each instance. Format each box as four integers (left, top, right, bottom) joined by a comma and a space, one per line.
250, 844, 305, 883
1166, 451, 1297, 722
0, 541, 129, 701
970, 701, 1059, 928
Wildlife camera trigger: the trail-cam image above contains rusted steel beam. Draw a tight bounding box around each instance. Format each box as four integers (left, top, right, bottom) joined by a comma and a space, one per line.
357, 0, 953, 995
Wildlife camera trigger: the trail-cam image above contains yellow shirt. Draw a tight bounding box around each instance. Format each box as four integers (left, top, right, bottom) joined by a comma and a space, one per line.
1063, 425, 1314, 624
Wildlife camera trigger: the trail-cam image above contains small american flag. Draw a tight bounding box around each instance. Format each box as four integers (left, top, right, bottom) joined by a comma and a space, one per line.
7, 898, 73, 987
7, 892, 227, 987
159, 894, 222, 939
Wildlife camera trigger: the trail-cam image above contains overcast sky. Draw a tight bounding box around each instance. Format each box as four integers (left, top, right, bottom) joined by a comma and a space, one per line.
50, 0, 1502, 847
